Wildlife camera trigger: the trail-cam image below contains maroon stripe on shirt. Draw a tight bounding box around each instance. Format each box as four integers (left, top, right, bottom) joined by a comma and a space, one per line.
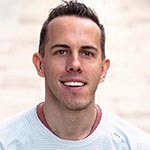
36, 102, 102, 138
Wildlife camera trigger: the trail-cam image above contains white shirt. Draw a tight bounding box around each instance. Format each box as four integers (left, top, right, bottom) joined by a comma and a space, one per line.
0, 106, 150, 150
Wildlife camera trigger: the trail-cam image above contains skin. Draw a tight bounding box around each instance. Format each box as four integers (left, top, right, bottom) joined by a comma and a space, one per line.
33, 16, 110, 140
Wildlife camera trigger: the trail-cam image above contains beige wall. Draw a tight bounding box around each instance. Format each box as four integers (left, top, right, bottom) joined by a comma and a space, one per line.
0, 0, 150, 133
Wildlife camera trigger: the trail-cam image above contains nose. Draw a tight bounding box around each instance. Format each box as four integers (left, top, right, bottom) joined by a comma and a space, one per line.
66, 53, 82, 73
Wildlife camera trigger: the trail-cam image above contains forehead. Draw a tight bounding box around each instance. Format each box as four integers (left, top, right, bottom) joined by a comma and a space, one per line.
49, 15, 99, 28
47, 16, 101, 40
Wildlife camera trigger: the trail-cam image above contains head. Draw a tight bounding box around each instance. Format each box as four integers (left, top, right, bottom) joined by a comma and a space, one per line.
33, 0, 110, 111
39, 0, 106, 60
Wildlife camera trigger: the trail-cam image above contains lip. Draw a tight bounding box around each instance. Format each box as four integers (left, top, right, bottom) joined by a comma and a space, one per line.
60, 77, 87, 90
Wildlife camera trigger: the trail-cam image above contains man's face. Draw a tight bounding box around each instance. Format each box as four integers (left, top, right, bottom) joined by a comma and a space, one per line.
34, 16, 109, 111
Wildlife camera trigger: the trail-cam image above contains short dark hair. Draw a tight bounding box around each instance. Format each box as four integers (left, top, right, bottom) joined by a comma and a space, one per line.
39, 0, 106, 59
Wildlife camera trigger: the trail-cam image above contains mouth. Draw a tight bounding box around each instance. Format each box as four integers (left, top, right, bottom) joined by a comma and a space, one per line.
61, 81, 87, 87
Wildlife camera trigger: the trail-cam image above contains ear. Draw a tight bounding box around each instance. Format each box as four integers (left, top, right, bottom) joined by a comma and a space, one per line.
99, 59, 110, 83
32, 53, 45, 77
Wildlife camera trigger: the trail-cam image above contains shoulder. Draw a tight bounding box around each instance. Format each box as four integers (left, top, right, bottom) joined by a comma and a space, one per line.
0, 107, 37, 148
0, 106, 36, 130
101, 111, 150, 149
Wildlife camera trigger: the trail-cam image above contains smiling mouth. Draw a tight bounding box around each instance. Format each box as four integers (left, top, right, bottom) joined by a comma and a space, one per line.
61, 81, 87, 87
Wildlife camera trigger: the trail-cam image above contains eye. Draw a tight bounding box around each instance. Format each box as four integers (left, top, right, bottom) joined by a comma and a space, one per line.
82, 50, 94, 57
56, 50, 68, 55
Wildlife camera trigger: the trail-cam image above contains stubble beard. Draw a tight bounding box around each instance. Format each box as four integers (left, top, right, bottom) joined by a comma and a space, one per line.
60, 96, 94, 111
48, 85, 95, 112
45, 77, 98, 112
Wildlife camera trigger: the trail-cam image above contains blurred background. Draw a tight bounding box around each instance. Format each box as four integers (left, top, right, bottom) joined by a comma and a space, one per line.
0, 0, 150, 133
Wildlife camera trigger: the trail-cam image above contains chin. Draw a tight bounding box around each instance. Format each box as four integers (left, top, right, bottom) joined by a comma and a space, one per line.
62, 101, 92, 111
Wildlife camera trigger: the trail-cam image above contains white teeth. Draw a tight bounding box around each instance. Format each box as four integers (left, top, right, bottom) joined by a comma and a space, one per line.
64, 82, 84, 87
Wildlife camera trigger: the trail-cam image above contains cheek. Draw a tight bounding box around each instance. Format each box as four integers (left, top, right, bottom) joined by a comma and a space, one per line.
90, 66, 103, 82
88, 63, 102, 75
44, 59, 66, 77
86, 68, 100, 83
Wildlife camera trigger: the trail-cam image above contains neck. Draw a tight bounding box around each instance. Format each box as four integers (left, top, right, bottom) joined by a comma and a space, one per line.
43, 100, 97, 140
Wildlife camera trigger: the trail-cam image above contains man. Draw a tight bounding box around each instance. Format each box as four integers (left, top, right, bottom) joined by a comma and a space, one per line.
0, 1, 150, 149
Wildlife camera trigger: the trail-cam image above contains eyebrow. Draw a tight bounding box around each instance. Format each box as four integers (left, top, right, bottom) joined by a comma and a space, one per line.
81, 45, 98, 51
50, 44, 98, 51
50, 44, 70, 50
